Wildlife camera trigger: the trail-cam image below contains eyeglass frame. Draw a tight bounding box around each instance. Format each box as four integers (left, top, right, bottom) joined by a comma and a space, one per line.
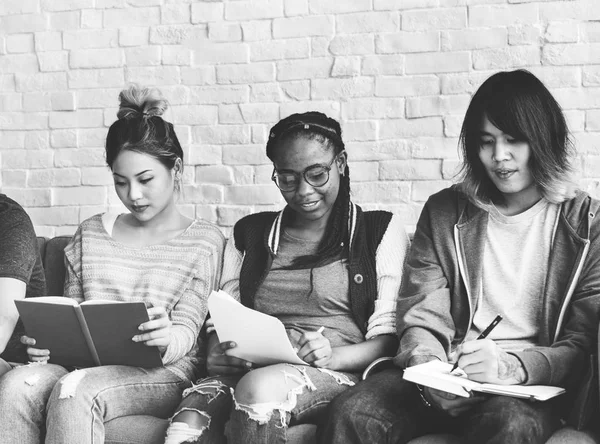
271, 150, 346, 192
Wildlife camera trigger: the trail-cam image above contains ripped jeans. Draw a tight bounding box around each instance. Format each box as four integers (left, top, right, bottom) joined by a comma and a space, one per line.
0, 363, 189, 444
166, 364, 359, 444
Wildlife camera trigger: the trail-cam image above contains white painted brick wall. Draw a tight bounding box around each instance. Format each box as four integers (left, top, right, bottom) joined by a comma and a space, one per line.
1, 0, 600, 235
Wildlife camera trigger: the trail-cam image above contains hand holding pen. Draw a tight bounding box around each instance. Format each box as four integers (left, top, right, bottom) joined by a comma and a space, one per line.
451, 315, 503, 373
296, 326, 334, 368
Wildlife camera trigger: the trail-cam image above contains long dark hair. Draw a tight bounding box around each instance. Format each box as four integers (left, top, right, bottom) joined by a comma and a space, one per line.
105, 85, 184, 189
458, 69, 575, 205
267, 111, 350, 268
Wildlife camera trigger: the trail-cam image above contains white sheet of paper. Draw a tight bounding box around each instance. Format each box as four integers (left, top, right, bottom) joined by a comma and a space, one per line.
208, 290, 307, 366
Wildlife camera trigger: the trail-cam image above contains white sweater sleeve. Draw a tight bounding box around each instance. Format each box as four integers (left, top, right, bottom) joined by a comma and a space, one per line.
365, 214, 410, 340
206, 237, 243, 334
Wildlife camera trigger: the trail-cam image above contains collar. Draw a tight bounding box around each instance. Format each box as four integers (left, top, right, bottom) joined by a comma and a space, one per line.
266, 202, 357, 255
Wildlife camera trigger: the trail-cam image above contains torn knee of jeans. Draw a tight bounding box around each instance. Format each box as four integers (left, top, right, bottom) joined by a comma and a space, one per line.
58, 369, 87, 399
317, 368, 356, 386
23, 373, 41, 386
165, 413, 210, 444
182, 379, 228, 403
283, 365, 317, 391
231, 366, 315, 427
170, 408, 211, 427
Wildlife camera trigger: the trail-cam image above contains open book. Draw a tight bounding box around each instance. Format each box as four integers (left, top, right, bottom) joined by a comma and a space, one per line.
403, 360, 565, 401
15, 297, 162, 369
208, 290, 306, 366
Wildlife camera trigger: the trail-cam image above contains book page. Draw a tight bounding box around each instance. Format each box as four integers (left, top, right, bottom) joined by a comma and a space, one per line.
478, 383, 565, 401
403, 360, 475, 397
403, 360, 565, 401
20, 296, 78, 305
80, 299, 133, 305
208, 290, 306, 366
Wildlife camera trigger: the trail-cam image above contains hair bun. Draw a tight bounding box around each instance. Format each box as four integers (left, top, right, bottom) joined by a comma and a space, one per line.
117, 84, 168, 120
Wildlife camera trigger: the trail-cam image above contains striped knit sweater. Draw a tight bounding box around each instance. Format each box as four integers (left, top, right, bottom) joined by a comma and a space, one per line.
63, 214, 225, 381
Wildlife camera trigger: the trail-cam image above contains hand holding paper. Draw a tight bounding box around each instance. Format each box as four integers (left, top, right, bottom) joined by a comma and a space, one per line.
207, 290, 307, 366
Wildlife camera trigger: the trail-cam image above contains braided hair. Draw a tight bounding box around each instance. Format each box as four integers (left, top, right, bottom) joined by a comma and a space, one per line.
105, 85, 184, 189
267, 111, 351, 268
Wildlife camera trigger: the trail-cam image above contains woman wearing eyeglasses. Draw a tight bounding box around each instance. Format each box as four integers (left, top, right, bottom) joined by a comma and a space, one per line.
164, 111, 410, 444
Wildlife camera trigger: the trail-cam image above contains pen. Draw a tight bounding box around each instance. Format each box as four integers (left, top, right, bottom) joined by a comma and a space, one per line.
293, 327, 325, 353
451, 315, 503, 373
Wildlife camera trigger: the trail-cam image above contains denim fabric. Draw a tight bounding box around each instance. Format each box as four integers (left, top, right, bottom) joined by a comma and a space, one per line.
169, 365, 358, 444
225, 365, 358, 444
321, 368, 562, 444
0, 363, 189, 444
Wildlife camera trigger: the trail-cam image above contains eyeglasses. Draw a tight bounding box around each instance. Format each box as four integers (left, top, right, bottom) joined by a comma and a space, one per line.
271, 151, 344, 192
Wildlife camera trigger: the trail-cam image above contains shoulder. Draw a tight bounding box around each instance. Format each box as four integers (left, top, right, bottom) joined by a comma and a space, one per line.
234, 211, 279, 231
66, 214, 105, 250
186, 219, 226, 247
425, 185, 465, 210
0, 195, 37, 266
233, 211, 278, 241
561, 191, 600, 237
0, 194, 33, 228
361, 209, 394, 229
76, 214, 105, 235
360, 209, 409, 248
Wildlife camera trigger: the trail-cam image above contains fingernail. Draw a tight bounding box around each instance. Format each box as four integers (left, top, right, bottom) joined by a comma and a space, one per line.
138, 326, 144, 331
230, 342, 235, 347
132, 336, 139, 342
245, 362, 252, 368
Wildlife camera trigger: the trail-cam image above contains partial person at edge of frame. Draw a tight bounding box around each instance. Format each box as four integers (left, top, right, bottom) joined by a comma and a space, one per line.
321, 69, 600, 444
0, 85, 225, 444
0, 194, 46, 378
163, 111, 411, 444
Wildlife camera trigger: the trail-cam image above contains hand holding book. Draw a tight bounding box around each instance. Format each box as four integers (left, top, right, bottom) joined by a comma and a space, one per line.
15, 297, 163, 368
20, 335, 50, 364
132, 306, 172, 355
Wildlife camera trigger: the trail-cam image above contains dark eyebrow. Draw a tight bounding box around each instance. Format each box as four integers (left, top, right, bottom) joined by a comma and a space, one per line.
113, 169, 152, 178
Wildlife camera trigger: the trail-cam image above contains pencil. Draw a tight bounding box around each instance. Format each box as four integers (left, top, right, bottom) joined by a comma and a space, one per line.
451, 315, 503, 373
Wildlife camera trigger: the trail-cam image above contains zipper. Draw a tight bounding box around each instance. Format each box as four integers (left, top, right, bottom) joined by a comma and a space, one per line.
552, 239, 589, 342
454, 225, 473, 343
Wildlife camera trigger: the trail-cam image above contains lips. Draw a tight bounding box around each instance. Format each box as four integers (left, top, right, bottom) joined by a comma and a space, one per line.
494, 169, 516, 180
298, 201, 319, 209
131, 205, 149, 213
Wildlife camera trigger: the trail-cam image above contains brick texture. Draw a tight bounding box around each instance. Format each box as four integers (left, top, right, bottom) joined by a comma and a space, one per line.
0, 1, 598, 235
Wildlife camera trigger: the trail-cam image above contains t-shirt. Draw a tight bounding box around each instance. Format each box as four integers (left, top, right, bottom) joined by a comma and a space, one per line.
254, 230, 364, 348
0, 194, 46, 362
467, 199, 559, 352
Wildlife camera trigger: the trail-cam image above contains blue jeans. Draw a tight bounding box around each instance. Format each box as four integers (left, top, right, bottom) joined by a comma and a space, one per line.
0, 363, 189, 444
170, 364, 358, 444
321, 368, 562, 444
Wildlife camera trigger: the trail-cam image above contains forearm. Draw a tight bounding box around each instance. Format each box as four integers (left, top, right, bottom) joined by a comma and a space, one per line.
0, 278, 26, 354
330, 334, 397, 372
0, 318, 17, 355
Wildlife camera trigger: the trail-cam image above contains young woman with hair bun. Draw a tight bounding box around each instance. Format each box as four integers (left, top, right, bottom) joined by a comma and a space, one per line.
164, 111, 410, 444
0, 85, 225, 444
